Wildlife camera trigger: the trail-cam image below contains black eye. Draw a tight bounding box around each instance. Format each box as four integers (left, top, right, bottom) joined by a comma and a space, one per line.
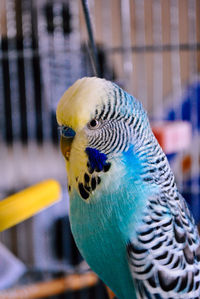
90, 119, 98, 127
88, 119, 99, 129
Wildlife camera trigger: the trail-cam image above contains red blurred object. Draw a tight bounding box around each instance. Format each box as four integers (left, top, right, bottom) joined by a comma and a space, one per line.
152, 121, 192, 154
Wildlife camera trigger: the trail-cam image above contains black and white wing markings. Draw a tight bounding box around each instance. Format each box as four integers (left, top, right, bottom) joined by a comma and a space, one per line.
127, 194, 200, 299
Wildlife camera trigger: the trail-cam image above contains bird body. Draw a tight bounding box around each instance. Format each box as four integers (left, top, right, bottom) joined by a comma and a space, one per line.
57, 77, 200, 299
70, 180, 138, 299
69, 147, 153, 299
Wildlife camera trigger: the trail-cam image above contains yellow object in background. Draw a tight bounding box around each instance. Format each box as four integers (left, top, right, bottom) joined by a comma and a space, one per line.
0, 179, 61, 232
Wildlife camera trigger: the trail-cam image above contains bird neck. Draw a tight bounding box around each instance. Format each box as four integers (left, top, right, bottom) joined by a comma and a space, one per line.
131, 130, 178, 202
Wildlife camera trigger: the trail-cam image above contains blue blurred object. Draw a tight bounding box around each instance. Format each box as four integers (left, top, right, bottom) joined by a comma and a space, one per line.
0, 243, 26, 290
166, 81, 200, 130
164, 80, 200, 223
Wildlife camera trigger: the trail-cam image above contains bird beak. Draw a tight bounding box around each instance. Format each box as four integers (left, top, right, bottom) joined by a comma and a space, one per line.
60, 135, 74, 161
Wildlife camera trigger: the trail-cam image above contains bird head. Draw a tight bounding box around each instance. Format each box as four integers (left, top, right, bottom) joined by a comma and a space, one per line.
56, 77, 151, 201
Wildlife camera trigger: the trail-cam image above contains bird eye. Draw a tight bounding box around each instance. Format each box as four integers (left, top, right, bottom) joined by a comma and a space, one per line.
88, 119, 99, 129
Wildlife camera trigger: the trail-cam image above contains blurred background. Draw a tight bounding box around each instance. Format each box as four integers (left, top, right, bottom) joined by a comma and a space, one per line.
0, 0, 199, 298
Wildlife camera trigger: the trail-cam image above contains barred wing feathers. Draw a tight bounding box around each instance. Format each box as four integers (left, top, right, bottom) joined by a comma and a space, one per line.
127, 193, 200, 299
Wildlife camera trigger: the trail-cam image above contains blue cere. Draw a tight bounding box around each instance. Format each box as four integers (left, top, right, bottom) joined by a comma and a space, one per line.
85, 147, 108, 172
62, 126, 76, 138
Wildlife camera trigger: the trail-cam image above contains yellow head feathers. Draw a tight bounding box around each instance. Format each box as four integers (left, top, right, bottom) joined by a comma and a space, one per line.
56, 77, 113, 131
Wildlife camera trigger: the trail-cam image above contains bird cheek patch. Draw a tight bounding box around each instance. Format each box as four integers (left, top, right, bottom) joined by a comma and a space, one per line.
85, 147, 111, 173
76, 147, 111, 200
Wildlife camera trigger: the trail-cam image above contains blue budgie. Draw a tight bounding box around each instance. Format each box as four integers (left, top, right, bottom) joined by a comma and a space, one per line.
56, 77, 200, 299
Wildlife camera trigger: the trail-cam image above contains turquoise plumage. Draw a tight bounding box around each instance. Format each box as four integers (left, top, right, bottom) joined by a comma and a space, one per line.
56, 77, 200, 299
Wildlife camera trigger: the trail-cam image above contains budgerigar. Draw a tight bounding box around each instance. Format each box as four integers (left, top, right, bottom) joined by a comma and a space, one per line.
56, 77, 200, 299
